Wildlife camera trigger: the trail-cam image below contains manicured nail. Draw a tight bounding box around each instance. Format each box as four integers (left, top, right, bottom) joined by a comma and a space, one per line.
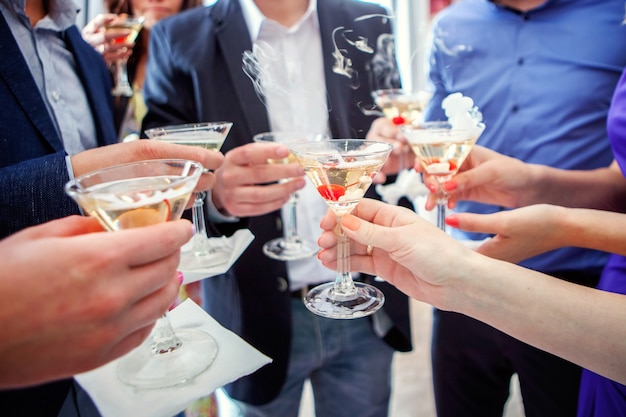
443, 181, 458, 192
177, 271, 184, 285
445, 215, 459, 228
341, 214, 360, 231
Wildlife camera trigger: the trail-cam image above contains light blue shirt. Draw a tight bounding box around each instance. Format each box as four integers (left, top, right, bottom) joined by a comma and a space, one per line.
0, 0, 97, 156
425, 0, 626, 272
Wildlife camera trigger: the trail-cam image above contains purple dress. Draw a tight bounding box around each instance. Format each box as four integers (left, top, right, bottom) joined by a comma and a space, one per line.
576, 70, 626, 416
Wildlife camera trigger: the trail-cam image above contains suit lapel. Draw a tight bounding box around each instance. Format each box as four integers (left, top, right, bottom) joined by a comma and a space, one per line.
0, 13, 64, 151
318, 0, 354, 139
213, 0, 270, 137
64, 26, 117, 146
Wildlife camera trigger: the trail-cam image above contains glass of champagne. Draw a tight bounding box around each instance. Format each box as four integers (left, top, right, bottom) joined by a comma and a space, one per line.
105, 14, 145, 97
252, 131, 328, 261
65, 159, 219, 389
372, 88, 432, 171
402, 121, 485, 231
145, 122, 233, 269
289, 139, 392, 319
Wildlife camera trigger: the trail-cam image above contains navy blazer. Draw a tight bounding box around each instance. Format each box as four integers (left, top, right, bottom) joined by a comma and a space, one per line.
143, 0, 412, 405
0, 14, 117, 417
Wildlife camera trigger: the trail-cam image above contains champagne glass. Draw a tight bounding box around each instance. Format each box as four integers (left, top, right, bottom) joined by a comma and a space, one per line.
371, 88, 433, 127
146, 122, 233, 269
290, 139, 392, 319
105, 15, 145, 97
402, 121, 485, 231
252, 131, 328, 261
65, 159, 219, 389
372, 89, 432, 173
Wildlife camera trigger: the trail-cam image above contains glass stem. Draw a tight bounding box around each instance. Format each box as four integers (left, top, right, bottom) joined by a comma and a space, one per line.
150, 313, 182, 354
116, 59, 131, 90
334, 215, 356, 295
435, 182, 449, 232
192, 191, 213, 257
284, 192, 300, 243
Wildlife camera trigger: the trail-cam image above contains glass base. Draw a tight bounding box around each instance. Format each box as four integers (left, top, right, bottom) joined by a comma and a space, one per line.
180, 241, 230, 269
117, 328, 218, 389
304, 282, 384, 319
112, 84, 133, 97
262, 237, 318, 261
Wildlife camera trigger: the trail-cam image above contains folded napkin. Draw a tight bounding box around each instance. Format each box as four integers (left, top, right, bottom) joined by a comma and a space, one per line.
179, 229, 254, 284
75, 299, 272, 417
376, 168, 428, 206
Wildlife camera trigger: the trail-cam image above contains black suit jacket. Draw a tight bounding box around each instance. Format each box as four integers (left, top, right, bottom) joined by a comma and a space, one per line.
143, 0, 412, 405
0, 13, 117, 417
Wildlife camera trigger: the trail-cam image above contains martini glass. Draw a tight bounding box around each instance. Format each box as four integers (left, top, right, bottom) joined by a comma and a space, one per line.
146, 122, 233, 269
65, 159, 219, 389
252, 131, 328, 261
290, 139, 392, 319
402, 121, 485, 231
105, 15, 145, 97
371, 88, 433, 127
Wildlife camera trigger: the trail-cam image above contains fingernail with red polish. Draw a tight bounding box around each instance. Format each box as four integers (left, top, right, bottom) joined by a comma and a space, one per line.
445, 216, 459, 228
177, 271, 184, 285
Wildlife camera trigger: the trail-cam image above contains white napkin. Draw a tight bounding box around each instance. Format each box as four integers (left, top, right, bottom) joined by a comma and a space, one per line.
75, 299, 272, 417
376, 169, 428, 206
179, 229, 254, 284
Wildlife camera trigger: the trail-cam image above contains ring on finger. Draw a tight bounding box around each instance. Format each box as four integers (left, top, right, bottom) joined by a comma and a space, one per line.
366, 245, 374, 256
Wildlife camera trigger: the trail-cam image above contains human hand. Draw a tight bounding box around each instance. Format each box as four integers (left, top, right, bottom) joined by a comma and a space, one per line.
317, 198, 475, 307
0, 216, 193, 388
423, 145, 536, 211
211, 142, 306, 217
81, 13, 134, 65
446, 204, 572, 264
70, 140, 225, 197
366, 117, 414, 182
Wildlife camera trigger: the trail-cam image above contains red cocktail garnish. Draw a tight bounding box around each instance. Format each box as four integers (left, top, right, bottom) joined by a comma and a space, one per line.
392, 116, 406, 125
317, 184, 346, 201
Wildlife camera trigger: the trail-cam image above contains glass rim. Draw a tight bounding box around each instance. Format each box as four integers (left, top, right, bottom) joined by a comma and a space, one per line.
65, 159, 202, 193
144, 121, 233, 137
289, 138, 393, 156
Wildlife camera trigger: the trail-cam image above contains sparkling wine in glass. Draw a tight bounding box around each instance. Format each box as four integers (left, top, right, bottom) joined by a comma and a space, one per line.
290, 139, 392, 319
402, 121, 485, 231
372, 88, 432, 171
146, 122, 233, 269
105, 15, 144, 97
252, 131, 328, 261
65, 159, 218, 389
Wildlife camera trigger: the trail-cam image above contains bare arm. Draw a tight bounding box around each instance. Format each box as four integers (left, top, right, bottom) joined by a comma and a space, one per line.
317, 198, 626, 384
447, 204, 626, 263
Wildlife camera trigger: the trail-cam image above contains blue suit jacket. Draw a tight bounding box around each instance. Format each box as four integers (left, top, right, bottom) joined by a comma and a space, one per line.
0, 14, 116, 417
143, 0, 412, 405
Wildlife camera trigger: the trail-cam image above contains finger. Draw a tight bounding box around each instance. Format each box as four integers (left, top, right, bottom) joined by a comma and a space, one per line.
446, 212, 500, 235
10, 216, 104, 242
228, 142, 293, 167
107, 219, 193, 267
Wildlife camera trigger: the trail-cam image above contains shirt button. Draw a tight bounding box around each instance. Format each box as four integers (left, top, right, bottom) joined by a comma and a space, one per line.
512, 105, 519, 113
517, 57, 524, 65
51, 91, 60, 101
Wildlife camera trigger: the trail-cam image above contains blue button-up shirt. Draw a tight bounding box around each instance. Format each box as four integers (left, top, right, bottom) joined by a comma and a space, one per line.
425, 0, 626, 272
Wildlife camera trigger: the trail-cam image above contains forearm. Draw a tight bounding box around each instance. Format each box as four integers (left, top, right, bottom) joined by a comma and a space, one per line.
452, 255, 626, 384
527, 161, 626, 211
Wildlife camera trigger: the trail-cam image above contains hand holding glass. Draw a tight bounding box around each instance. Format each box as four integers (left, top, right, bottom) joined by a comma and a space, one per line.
402, 121, 485, 231
65, 159, 218, 389
253, 131, 327, 261
289, 139, 392, 319
146, 122, 233, 269
105, 14, 144, 97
